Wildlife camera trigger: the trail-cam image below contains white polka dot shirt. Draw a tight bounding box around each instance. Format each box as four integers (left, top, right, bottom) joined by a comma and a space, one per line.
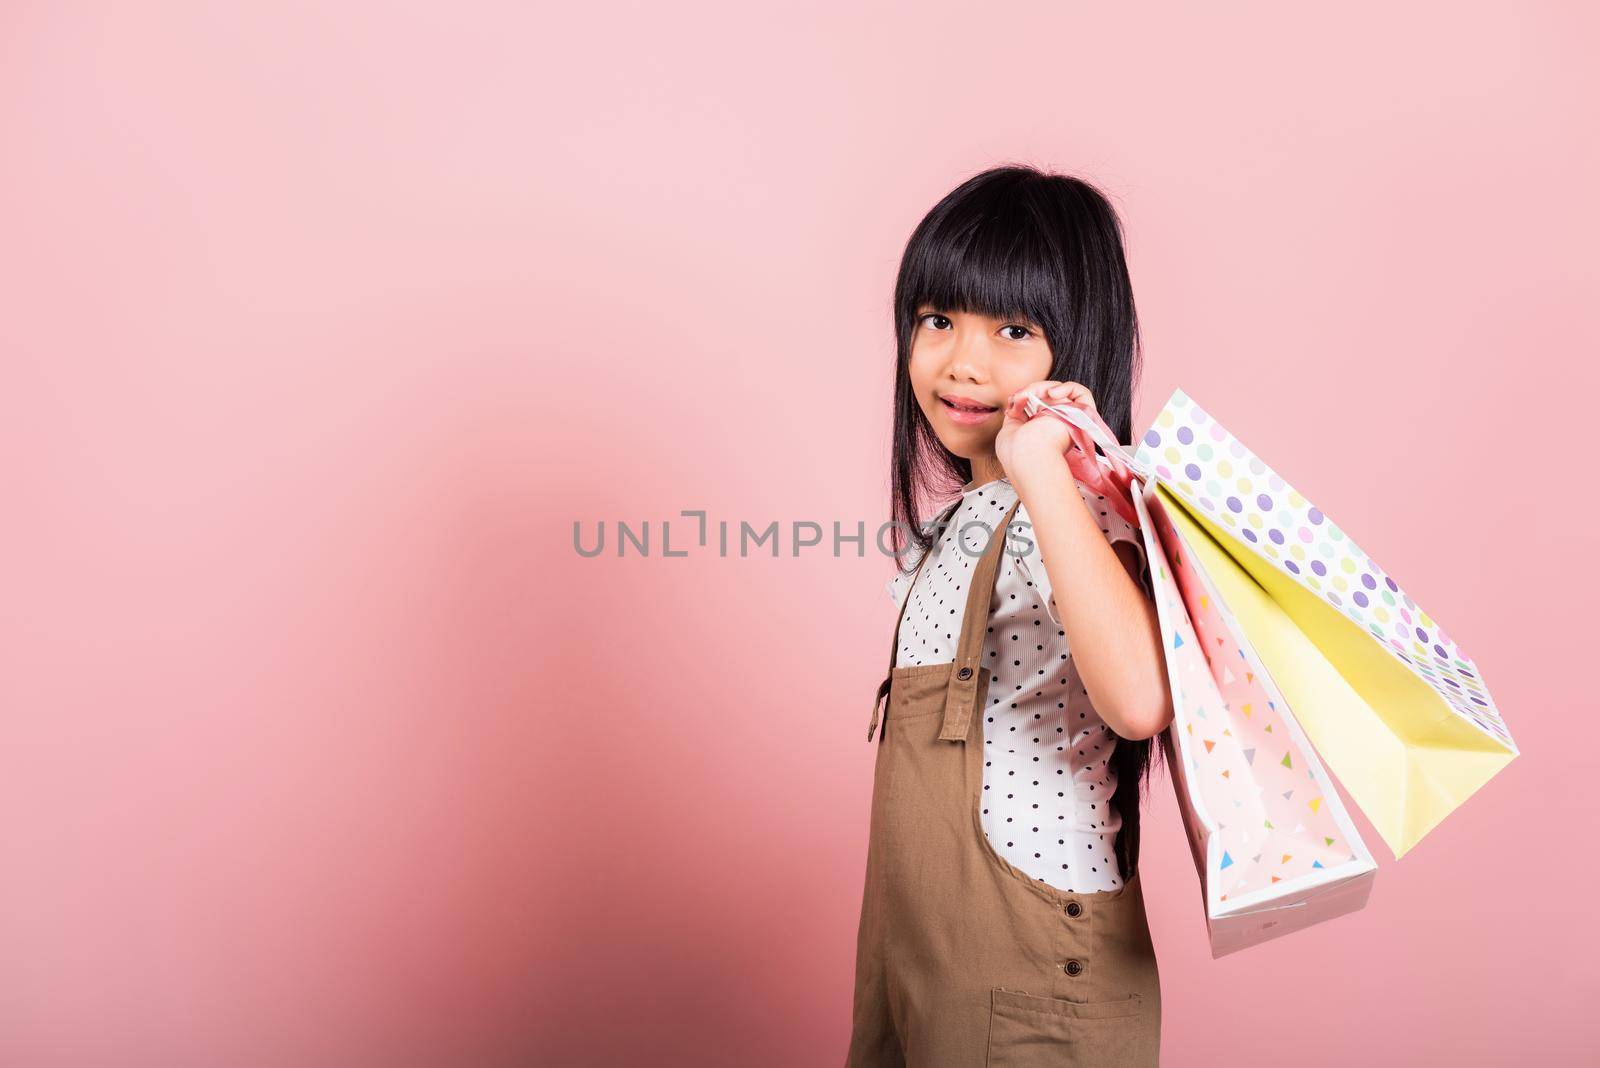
886, 475, 1149, 892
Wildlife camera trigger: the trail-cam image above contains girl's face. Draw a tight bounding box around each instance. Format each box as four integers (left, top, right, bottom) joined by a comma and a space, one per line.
909, 306, 1053, 462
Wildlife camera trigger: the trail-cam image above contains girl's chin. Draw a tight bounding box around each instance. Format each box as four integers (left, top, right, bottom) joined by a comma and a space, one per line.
932, 426, 1000, 457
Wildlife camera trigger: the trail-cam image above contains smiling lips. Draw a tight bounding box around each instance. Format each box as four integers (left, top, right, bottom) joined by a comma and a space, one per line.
939, 393, 999, 426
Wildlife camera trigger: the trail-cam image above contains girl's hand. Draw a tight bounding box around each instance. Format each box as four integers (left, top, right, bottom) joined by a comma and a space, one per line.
998, 381, 1141, 525
995, 380, 1098, 480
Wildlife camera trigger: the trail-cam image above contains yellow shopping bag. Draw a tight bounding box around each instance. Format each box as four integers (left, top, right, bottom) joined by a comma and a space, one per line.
1135, 389, 1516, 859
1154, 478, 1514, 859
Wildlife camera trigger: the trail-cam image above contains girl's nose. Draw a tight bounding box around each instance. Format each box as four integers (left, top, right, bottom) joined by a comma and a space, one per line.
946, 336, 990, 381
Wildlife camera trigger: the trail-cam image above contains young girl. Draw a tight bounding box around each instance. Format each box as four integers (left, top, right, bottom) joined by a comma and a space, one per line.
847, 166, 1174, 1066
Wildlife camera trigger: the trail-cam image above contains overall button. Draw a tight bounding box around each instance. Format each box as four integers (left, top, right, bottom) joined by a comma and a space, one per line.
1065, 901, 1083, 918
1064, 959, 1084, 976
956, 666, 973, 680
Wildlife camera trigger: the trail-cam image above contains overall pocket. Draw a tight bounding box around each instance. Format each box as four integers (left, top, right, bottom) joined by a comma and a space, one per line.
985, 987, 1153, 1067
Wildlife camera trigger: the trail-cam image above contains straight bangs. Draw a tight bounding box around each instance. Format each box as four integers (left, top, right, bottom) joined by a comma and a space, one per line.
893, 192, 1068, 349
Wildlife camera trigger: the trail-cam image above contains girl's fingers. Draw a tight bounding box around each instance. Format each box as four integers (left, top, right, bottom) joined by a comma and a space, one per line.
1044, 381, 1097, 412
1028, 383, 1097, 430
1013, 381, 1100, 432
1007, 391, 1043, 427
1020, 381, 1065, 413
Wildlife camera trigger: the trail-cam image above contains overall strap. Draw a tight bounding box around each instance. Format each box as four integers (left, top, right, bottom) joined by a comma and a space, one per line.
867, 499, 960, 743
937, 497, 1023, 742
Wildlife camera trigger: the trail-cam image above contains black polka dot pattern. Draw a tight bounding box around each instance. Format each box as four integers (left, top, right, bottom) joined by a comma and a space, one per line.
885, 475, 1148, 893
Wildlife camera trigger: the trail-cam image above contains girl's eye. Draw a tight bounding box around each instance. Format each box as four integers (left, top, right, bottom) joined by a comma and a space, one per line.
917, 313, 1035, 339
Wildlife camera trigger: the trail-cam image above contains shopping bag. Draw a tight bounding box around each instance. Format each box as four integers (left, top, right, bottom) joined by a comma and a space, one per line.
1025, 388, 1517, 850
1136, 478, 1376, 957
1128, 389, 1517, 860
1023, 387, 1516, 953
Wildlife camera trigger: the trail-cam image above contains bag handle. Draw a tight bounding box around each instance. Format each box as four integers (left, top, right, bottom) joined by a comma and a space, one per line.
1021, 393, 1151, 480
1021, 393, 1148, 527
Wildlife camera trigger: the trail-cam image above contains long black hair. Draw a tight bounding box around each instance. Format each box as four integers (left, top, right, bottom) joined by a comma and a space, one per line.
887, 163, 1162, 884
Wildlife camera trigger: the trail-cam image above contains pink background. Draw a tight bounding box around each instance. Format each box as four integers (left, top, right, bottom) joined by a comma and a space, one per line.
3, 3, 1596, 1064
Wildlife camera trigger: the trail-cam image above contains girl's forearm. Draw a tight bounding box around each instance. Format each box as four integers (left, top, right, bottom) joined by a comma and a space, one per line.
1008, 444, 1173, 741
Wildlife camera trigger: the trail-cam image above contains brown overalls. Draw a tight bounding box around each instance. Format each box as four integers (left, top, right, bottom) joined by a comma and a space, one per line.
847, 498, 1162, 1066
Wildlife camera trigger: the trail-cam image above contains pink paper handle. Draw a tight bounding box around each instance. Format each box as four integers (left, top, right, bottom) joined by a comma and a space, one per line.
1020, 394, 1147, 527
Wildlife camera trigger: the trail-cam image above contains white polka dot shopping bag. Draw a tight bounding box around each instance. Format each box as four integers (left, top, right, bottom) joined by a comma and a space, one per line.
1023, 387, 1516, 958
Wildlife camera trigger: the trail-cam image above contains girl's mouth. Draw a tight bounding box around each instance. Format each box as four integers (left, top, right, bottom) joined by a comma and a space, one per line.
939, 394, 999, 426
